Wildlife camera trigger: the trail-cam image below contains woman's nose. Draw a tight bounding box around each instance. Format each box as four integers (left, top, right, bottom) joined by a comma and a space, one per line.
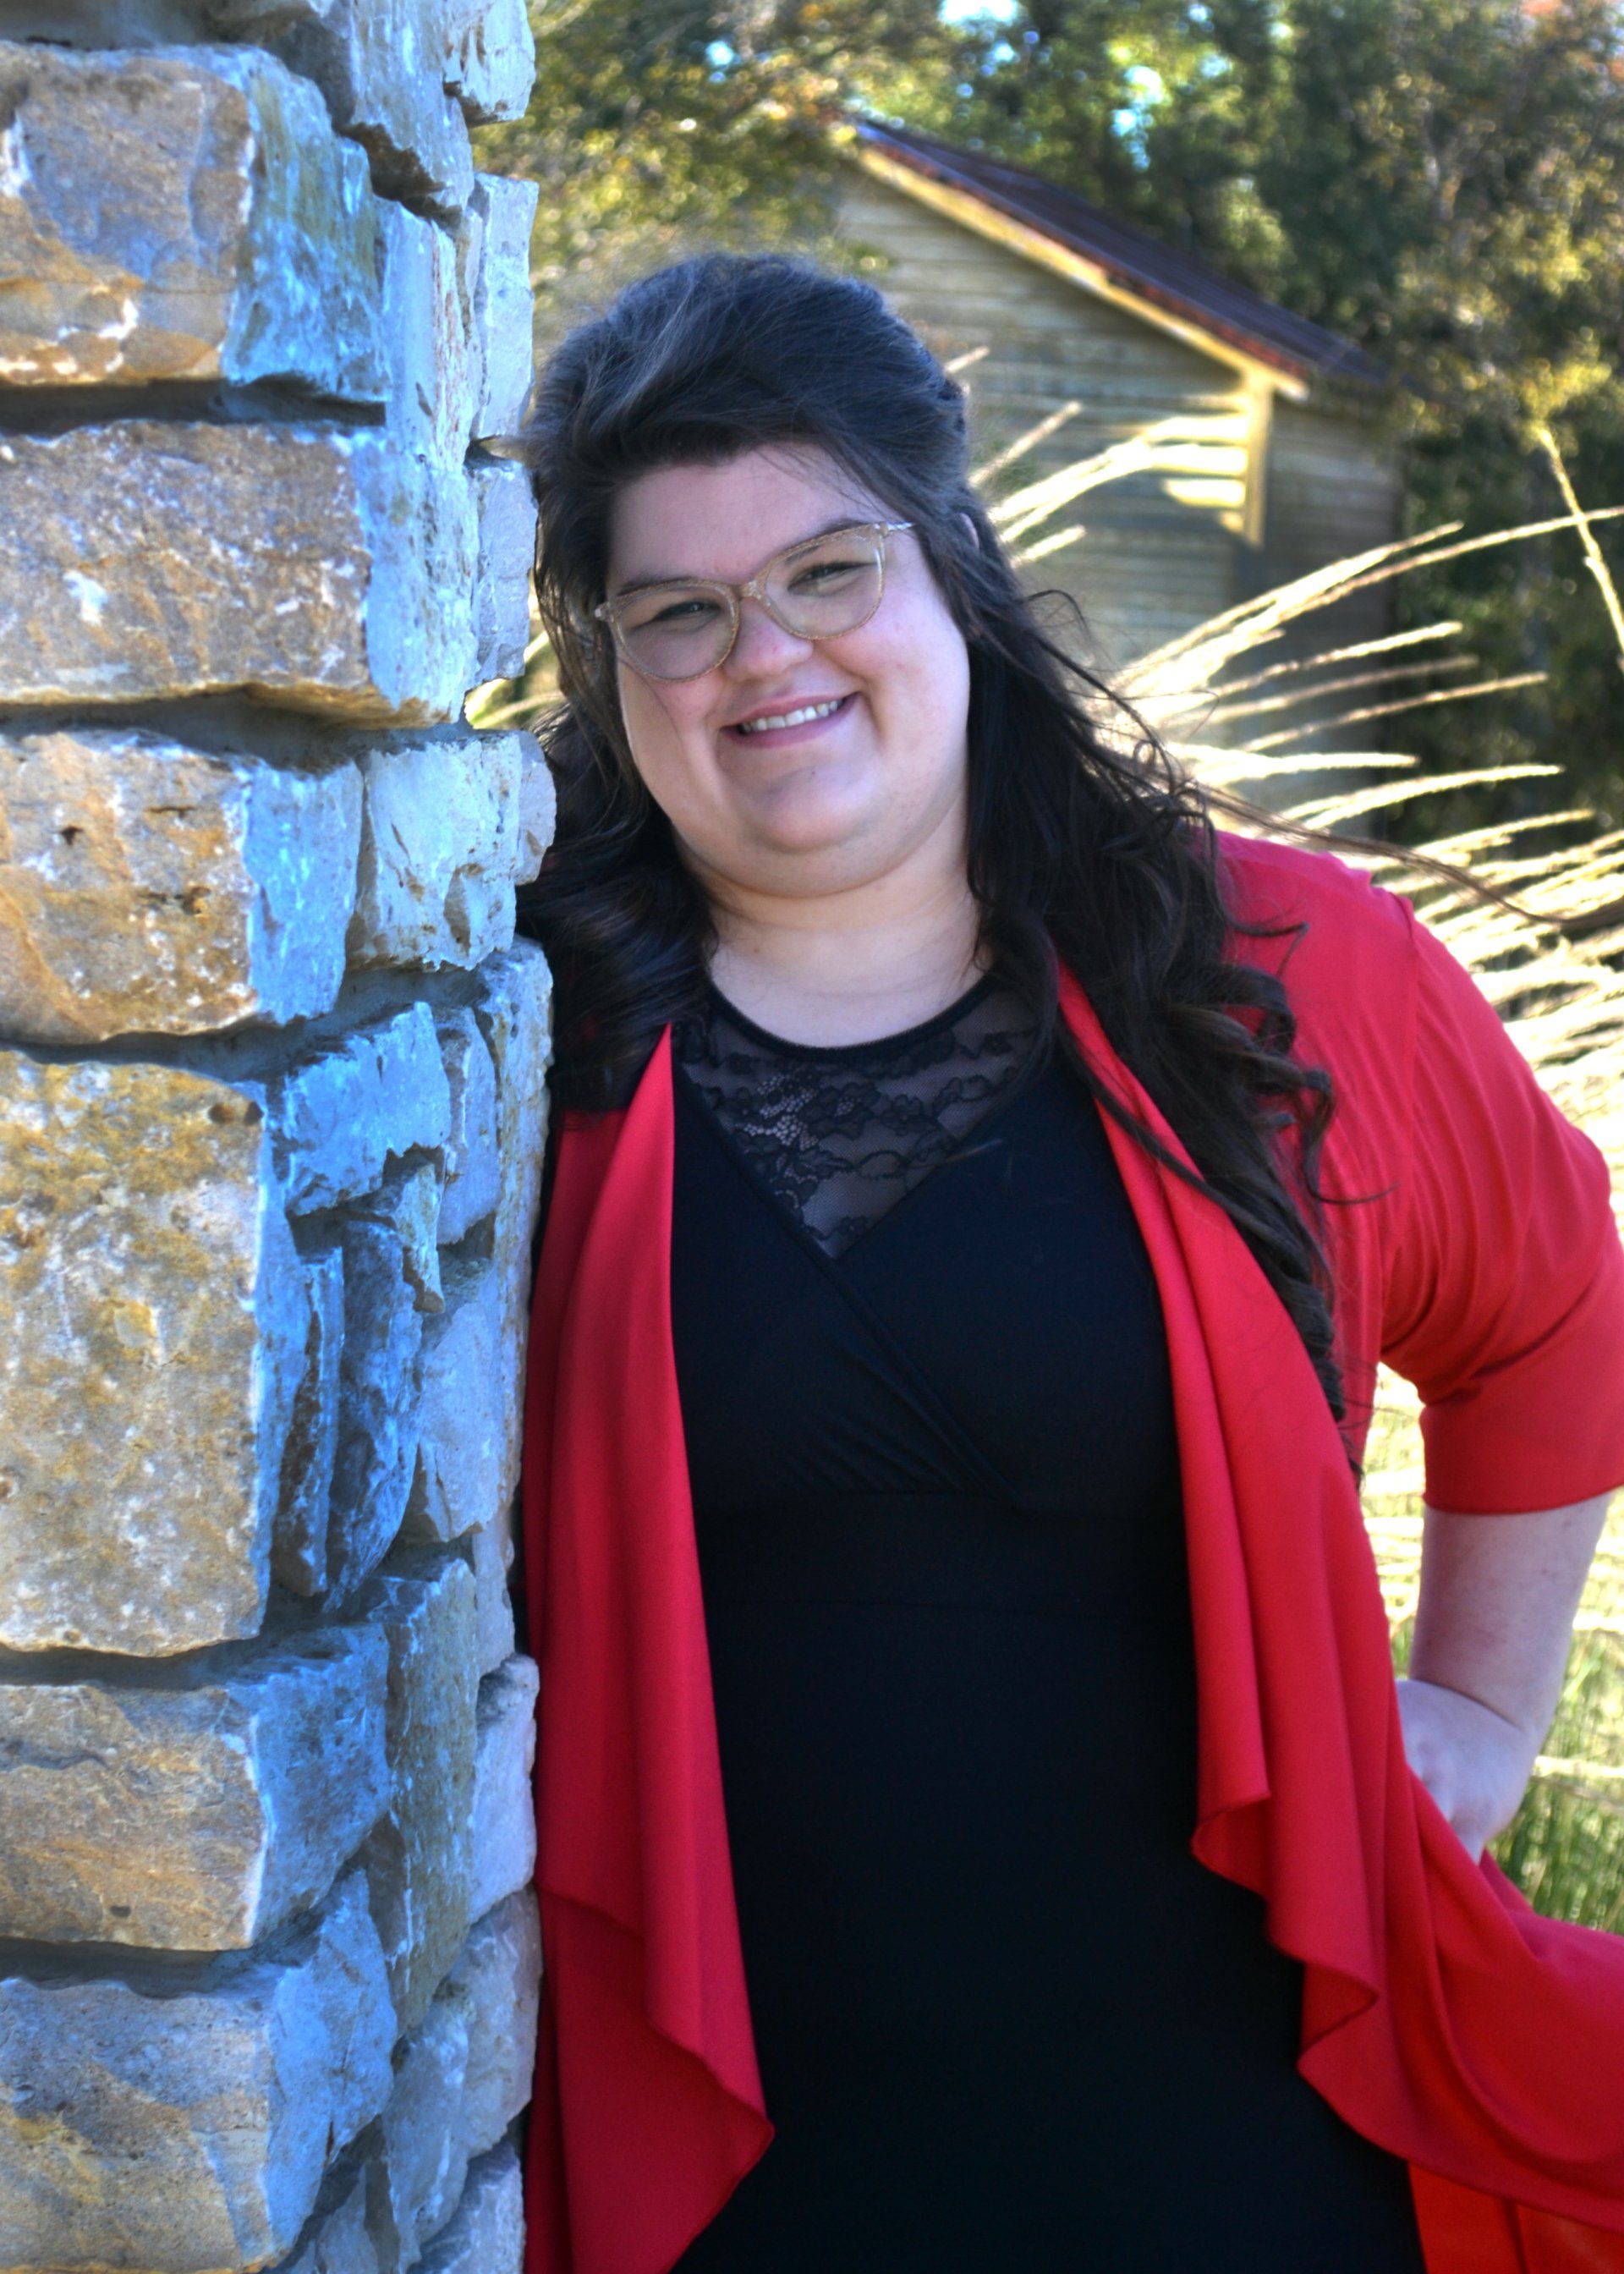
725, 595, 815, 676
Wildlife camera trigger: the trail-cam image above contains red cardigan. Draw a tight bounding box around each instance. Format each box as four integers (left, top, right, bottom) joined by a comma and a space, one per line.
521, 833, 1624, 2274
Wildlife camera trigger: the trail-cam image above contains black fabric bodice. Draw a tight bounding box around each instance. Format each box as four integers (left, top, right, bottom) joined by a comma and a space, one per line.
666, 977, 1425, 2271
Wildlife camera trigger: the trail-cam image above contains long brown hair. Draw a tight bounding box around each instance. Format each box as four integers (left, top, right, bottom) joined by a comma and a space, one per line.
518, 252, 1356, 1422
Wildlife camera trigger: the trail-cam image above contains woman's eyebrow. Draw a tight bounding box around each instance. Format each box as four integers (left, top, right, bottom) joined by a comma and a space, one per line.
610, 516, 871, 598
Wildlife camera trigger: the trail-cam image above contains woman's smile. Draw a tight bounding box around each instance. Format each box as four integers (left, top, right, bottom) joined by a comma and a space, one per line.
721, 689, 858, 749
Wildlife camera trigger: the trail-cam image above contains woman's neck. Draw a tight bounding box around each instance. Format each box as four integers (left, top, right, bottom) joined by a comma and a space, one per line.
702, 870, 985, 1049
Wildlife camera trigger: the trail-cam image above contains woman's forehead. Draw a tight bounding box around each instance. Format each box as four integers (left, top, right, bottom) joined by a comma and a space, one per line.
606, 446, 882, 587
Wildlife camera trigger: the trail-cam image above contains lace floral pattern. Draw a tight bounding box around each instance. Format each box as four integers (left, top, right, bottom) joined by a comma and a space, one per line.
675, 971, 1044, 1256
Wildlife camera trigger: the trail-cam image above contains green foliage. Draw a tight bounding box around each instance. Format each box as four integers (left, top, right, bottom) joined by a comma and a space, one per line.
940, 0, 1624, 820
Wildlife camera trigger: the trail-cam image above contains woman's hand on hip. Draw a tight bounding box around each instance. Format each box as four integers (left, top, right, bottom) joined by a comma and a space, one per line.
1395, 1674, 1541, 1862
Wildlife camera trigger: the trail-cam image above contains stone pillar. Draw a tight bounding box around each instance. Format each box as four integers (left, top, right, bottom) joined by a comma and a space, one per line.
0, 8, 548, 2269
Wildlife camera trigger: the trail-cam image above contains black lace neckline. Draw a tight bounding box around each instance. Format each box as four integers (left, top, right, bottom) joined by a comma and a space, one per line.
674, 966, 1044, 1258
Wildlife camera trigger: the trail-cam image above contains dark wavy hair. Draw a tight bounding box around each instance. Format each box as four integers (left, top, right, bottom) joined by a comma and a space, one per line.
518, 250, 1358, 1422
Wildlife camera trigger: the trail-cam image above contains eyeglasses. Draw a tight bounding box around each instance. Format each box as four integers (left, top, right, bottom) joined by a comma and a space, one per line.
593, 520, 914, 681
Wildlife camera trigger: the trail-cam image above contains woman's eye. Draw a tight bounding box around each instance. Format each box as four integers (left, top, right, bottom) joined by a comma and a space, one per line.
791, 558, 863, 591
644, 596, 721, 629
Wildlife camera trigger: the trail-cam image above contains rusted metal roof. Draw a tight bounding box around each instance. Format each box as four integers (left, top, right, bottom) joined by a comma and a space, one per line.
854, 119, 1388, 391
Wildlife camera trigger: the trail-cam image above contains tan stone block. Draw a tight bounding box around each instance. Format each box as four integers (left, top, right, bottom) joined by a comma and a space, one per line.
0, 1053, 304, 1654
403, 1260, 505, 1551
261, 999, 453, 1216
444, 0, 535, 124
0, 421, 478, 723
0, 726, 361, 1043
516, 728, 556, 884
471, 459, 537, 683
277, 2163, 381, 2274
469, 1502, 518, 1676
324, 1199, 426, 1606
0, 1870, 393, 2274
0, 1623, 387, 1947
346, 728, 521, 970
358, 1554, 479, 2031
0, 41, 387, 394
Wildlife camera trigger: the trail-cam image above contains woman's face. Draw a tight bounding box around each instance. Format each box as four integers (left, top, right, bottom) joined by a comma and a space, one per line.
603, 446, 973, 905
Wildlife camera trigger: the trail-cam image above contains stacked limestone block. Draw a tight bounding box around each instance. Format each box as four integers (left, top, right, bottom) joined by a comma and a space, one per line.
0, 8, 551, 2269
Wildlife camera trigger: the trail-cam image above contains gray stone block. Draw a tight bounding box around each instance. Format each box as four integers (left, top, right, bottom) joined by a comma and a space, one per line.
0, 1624, 387, 1948
326, 1197, 427, 1604
207, 0, 475, 217
0, 726, 361, 1044
0, 422, 479, 724
0, 1053, 304, 1654
359, 1555, 479, 2032
471, 459, 538, 684
0, 1869, 393, 2273
445, 0, 536, 124
457, 173, 538, 443
417, 2143, 524, 2274
277, 2164, 381, 2274
377, 198, 473, 468
347, 728, 522, 971
516, 728, 555, 884
447, 1888, 541, 2160
261, 1000, 453, 1216
434, 1008, 500, 1247
469, 1653, 538, 1922
403, 1261, 505, 1550
471, 941, 552, 1498
0, 41, 387, 396
469, 1502, 518, 1676
274, 1228, 346, 1597
365, 1979, 473, 2272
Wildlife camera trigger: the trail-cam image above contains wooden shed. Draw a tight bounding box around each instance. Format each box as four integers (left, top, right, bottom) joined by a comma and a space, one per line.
837, 122, 1403, 745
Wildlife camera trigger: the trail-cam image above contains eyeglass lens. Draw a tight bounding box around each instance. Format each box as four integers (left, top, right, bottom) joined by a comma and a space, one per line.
613, 528, 887, 678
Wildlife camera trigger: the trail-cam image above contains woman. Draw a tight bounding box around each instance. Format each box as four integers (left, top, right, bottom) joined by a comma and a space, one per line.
516, 253, 1624, 2273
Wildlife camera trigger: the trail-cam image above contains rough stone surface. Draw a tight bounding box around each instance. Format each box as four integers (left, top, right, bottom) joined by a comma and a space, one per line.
0, 1053, 304, 1654
359, 1555, 479, 2032
445, 0, 536, 124
469, 1654, 539, 1923
274, 1228, 346, 1596
0, 725, 361, 1044
365, 1979, 473, 2273
0, 41, 387, 396
0, 1625, 387, 1948
404, 1259, 505, 1550
0, 1870, 393, 2273
471, 459, 537, 684
0, 422, 478, 724
447, 1889, 541, 2160
347, 728, 521, 970
469, 1502, 518, 1676
325, 1191, 429, 1603
418, 2143, 524, 2274
209, 0, 475, 217
378, 199, 472, 466
435, 1008, 500, 1246
261, 999, 453, 1215
277, 2164, 381, 2274
516, 728, 555, 883
457, 173, 539, 442
472, 941, 553, 1498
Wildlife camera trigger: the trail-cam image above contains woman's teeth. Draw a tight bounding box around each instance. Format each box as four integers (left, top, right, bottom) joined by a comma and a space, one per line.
734, 697, 844, 734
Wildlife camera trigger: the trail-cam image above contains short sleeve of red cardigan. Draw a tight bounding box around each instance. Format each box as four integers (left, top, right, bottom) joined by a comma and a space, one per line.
1380, 900, 1624, 1514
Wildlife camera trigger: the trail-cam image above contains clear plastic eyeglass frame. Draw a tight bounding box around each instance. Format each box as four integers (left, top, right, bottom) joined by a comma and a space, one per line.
592, 519, 914, 681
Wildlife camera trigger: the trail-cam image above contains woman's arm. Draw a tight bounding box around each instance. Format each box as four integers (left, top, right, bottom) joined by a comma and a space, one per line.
1397, 1491, 1615, 1859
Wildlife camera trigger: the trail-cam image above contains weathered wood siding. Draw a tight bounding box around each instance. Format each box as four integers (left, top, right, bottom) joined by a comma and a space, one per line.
833, 165, 1403, 757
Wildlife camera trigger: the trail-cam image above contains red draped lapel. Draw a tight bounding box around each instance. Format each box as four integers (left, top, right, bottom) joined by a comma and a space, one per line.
521, 980, 1624, 2274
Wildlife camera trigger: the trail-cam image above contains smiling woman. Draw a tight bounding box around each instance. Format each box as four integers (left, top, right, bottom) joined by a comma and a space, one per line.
513, 254, 1624, 2274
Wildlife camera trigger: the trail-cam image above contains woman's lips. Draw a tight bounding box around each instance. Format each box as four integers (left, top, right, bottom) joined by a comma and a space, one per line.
720, 692, 857, 750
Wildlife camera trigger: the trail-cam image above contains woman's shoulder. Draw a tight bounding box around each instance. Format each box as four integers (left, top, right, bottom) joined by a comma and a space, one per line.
1213, 827, 1419, 1035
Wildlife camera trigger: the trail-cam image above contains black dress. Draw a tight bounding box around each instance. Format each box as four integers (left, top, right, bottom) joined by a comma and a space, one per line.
666, 970, 1427, 2272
